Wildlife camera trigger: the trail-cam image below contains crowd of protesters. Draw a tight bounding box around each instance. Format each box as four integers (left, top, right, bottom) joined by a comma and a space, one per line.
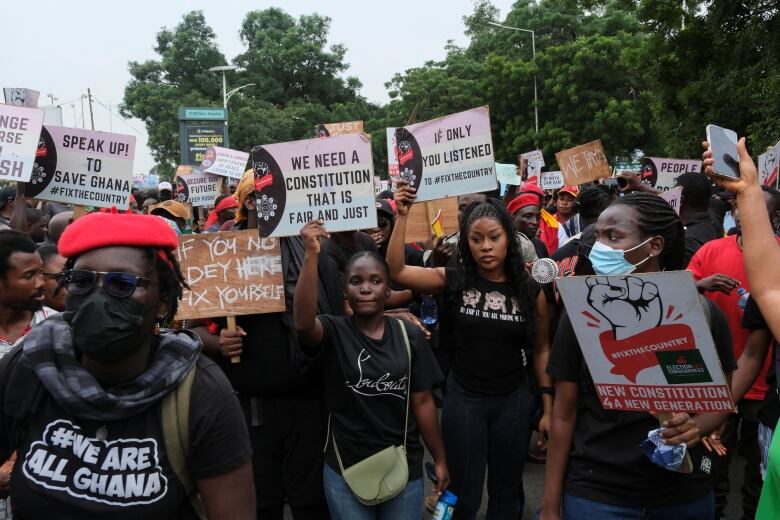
0, 134, 777, 520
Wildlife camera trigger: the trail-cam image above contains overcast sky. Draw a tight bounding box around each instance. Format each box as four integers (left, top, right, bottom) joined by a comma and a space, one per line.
4, 0, 513, 174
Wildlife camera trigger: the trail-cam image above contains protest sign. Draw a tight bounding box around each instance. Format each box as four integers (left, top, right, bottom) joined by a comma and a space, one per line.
405, 197, 459, 243
251, 133, 376, 237
174, 166, 221, 207
521, 149, 545, 178
540, 170, 565, 190
3, 88, 40, 108
495, 163, 521, 185
389, 106, 496, 201
639, 157, 701, 191
556, 271, 734, 413
183, 125, 225, 165
758, 142, 780, 188
316, 120, 364, 137
660, 186, 683, 215
25, 126, 135, 209
0, 104, 45, 182
174, 229, 285, 320
200, 146, 249, 180
555, 140, 610, 186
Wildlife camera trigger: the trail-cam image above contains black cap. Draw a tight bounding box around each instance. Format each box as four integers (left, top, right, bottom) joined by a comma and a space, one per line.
375, 198, 395, 220
0, 187, 17, 210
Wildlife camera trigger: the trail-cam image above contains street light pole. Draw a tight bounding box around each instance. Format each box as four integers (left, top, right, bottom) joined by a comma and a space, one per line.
488, 21, 539, 135
208, 65, 238, 147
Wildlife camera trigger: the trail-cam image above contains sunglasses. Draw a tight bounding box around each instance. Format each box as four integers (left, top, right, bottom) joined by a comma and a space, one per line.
59, 269, 153, 298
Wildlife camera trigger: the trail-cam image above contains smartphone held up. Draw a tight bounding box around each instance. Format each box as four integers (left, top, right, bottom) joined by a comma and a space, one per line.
705, 125, 740, 180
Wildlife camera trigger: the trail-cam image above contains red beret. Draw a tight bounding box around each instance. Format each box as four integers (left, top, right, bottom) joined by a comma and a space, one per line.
519, 181, 545, 198
507, 193, 541, 215
58, 209, 179, 258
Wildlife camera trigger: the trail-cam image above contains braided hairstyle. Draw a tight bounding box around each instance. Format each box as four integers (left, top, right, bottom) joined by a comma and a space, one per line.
613, 192, 686, 271
449, 199, 538, 344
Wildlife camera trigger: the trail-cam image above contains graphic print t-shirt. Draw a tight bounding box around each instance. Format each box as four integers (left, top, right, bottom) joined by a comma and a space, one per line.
0, 356, 251, 520
441, 268, 539, 394
314, 316, 442, 479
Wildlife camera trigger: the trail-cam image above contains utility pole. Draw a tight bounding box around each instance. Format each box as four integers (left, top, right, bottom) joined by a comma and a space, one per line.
87, 88, 95, 131
80, 95, 86, 129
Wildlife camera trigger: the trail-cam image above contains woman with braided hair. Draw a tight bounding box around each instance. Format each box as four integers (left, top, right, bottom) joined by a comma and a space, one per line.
387, 182, 551, 519
541, 192, 737, 520
0, 211, 255, 519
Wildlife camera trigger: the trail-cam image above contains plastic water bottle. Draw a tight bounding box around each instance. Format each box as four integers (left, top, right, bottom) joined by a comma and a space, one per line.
421, 294, 438, 327
432, 490, 457, 520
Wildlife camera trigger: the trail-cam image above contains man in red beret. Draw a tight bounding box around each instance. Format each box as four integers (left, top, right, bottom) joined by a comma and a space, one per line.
518, 183, 560, 253
508, 193, 549, 260
0, 211, 255, 518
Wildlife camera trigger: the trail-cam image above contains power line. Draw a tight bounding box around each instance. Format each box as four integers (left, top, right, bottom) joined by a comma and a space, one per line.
90, 96, 148, 137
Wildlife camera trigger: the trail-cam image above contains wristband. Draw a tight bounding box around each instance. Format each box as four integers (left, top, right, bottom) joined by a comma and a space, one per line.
539, 386, 555, 397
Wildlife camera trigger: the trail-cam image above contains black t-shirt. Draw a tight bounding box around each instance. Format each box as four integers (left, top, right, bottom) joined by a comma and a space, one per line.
683, 215, 722, 267
546, 301, 737, 507
441, 268, 539, 394
742, 296, 780, 428
0, 355, 251, 520
312, 316, 442, 479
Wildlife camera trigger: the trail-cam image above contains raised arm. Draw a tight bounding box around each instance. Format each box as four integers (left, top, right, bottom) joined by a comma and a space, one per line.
703, 138, 780, 338
387, 183, 446, 294
293, 220, 330, 347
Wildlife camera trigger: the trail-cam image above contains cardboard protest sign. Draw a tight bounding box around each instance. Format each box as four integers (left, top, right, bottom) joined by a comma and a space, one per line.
556, 271, 734, 413
3, 88, 40, 108
540, 170, 564, 190
174, 166, 221, 207
390, 107, 496, 201
660, 186, 683, 215
405, 197, 459, 243
639, 157, 701, 191
521, 149, 545, 178
758, 142, 780, 188
174, 229, 285, 320
495, 163, 521, 185
316, 120, 364, 138
200, 146, 249, 180
0, 104, 45, 182
555, 140, 610, 186
26, 126, 135, 209
251, 133, 376, 238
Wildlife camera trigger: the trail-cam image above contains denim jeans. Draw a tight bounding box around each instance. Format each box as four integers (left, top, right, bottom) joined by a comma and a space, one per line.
441, 373, 534, 520
562, 491, 715, 520
322, 463, 423, 520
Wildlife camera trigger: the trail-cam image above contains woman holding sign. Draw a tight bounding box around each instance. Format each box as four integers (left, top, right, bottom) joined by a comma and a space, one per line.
540, 192, 737, 520
387, 183, 552, 520
293, 219, 449, 519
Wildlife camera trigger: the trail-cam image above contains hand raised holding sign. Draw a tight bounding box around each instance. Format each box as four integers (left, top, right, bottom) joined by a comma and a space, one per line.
586, 276, 662, 341
301, 220, 330, 255
393, 181, 417, 216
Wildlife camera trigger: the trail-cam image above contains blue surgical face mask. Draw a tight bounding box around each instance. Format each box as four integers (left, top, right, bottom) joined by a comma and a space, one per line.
588, 237, 653, 276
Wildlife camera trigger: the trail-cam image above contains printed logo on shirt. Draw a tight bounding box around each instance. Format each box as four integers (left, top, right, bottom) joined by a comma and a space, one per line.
22, 419, 168, 506
345, 349, 408, 399
460, 288, 524, 322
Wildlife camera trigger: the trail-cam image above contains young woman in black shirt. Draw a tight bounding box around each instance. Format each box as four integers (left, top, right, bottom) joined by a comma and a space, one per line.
541, 193, 737, 520
386, 183, 552, 520
294, 220, 449, 520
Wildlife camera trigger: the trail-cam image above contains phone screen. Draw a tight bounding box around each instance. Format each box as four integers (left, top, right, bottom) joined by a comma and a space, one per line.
707, 125, 740, 179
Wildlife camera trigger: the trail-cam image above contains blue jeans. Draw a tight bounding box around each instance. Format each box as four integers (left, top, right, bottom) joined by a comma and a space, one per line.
322, 463, 423, 520
441, 374, 534, 520
562, 491, 715, 520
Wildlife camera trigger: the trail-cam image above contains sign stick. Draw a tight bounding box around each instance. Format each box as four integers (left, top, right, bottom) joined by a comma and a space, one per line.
226, 315, 240, 364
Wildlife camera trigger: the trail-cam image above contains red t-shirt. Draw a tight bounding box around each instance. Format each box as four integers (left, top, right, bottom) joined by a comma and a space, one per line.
688, 235, 780, 401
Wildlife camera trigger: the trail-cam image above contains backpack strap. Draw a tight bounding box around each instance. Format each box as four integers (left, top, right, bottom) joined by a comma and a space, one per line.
161, 363, 207, 520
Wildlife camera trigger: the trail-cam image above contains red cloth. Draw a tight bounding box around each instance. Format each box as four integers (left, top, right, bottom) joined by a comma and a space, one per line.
205, 197, 238, 228
507, 194, 540, 215
687, 235, 780, 400
58, 210, 179, 258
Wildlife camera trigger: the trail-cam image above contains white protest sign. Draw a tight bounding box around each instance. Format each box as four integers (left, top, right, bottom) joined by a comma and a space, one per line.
250, 133, 376, 238
640, 157, 701, 191
390, 106, 496, 201
660, 186, 683, 215
26, 126, 135, 209
540, 170, 565, 190
0, 104, 45, 182
174, 166, 221, 207
556, 271, 734, 414
758, 141, 780, 188
3, 88, 40, 108
495, 163, 521, 185
521, 149, 545, 178
200, 146, 249, 180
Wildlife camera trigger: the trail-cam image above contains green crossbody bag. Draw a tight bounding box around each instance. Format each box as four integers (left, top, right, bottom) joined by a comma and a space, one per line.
327, 319, 412, 506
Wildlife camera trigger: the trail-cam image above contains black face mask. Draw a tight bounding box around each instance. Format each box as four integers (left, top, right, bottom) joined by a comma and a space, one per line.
63, 290, 153, 363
